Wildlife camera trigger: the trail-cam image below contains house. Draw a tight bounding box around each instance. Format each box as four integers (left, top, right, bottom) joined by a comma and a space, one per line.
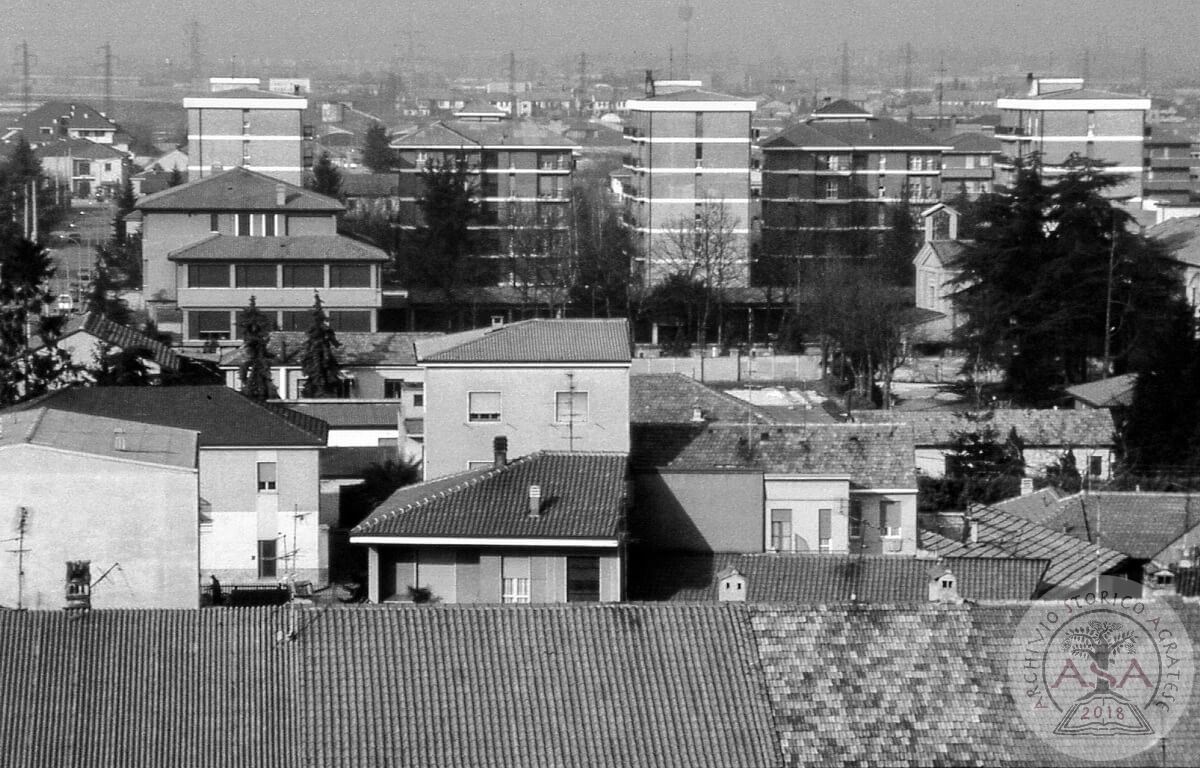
340, 171, 406, 217
5, 603, 1196, 765
0, 408, 199, 609
40, 311, 188, 382
351, 447, 628, 604
184, 84, 308, 185
135, 167, 386, 342
1146, 214, 1200, 316
630, 551, 1048, 602
912, 203, 968, 341
416, 318, 631, 479
759, 98, 949, 260
851, 408, 1116, 479
1143, 124, 1197, 205
622, 81, 756, 285
3, 100, 123, 148
631, 422, 918, 556
8, 386, 330, 585
33, 138, 128, 199
631, 373, 777, 425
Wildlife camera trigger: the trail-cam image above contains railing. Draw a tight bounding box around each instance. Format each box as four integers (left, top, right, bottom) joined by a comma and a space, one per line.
201, 582, 290, 607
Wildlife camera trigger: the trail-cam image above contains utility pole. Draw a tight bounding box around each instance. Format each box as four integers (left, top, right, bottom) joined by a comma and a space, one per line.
840, 42, 850, 99
15, 41, 33, 115
935, 57, 947, 129
100, 42, 113, 116
576, 52, 587, 115
902, 42, 914, 92
507, 51, 517, 115
186, 20, 202, 81
6, 507, 30, 610
678, 5, 694, 79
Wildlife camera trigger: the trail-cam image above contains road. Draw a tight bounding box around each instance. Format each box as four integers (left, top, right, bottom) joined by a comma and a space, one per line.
45, 198, 116, 307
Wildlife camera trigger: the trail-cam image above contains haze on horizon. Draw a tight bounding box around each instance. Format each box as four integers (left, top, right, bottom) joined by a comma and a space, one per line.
3, 0, 1198, 84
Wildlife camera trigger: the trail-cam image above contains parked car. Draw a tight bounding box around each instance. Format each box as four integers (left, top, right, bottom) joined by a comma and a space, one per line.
49, 231, 83, 245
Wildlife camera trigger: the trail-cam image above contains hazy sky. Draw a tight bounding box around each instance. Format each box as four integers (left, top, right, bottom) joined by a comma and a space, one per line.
4, 1, 1199, 79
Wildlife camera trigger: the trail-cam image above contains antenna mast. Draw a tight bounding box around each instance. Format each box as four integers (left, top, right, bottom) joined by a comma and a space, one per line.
6, 507, 30, 609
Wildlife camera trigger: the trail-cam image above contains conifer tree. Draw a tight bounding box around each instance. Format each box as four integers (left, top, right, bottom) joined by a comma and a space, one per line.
362, 123, 394, 173
308, 151, 342, 199
238, 295, 276, 400
0, 235, 72, 404
300, 292, 341, 397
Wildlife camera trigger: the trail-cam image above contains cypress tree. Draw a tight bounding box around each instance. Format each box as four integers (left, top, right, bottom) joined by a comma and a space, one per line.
238, 295, 276, 400
300, 292, 341, 397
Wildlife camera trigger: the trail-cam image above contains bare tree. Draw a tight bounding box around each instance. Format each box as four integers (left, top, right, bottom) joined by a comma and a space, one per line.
504, 201, 574, 318
656, 197, 745, 346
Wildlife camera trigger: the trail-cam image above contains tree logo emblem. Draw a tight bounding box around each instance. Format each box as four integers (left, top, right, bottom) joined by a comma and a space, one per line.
1007, 577, 1194, 761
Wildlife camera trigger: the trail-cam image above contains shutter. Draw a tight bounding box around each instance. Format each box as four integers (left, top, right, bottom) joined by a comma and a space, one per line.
819, 508, 832, 540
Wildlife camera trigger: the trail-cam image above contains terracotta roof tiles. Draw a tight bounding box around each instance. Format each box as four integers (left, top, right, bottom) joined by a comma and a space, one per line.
418, 319, 631, 364
631, 373, 777, 425
167, 234, 388, 262
851, 408, 1116, 447
136, 167, 343, 212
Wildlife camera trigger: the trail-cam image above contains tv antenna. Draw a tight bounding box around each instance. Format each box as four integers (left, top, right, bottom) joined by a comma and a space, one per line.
4, 507, 31, 609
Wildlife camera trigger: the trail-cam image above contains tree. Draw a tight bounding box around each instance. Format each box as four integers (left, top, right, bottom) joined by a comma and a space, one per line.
878, 199, 918, 286
300, 292, 341, 397
307, 151, 343, 199
167, 167, 185, 187
0, 137, 66, 243
948, 154, 1183, 405
113, 176, 137, 242
0, 235, 72, 404
504, 201, 573, 318
643, 273, 712, 355
237, 295, 277, 400
94, 234, 143, 291
918, 415, 1026, 510
568, 185, 637, 318
362, 123, 394, 173
656, 197, 744, 346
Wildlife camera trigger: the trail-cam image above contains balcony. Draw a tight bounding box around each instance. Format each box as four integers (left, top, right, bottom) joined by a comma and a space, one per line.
622, 153, 641, 169
622, 125, 643, 139
994, 125, 1026, 137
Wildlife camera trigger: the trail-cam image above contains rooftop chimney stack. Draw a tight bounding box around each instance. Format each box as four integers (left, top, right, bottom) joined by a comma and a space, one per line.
113, 428, 126, 452
275, 183, 286, 206
528, 484, 542, 518
1020, 477, 1034, 496
493, 435, 508, 468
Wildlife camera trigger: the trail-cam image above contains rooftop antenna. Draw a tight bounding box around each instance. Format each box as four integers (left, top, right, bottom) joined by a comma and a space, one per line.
5, 507, 31, 610
935, 56, 947, 129
1138, 46, 1148, 95
678, 5, 694, 79
186, 20, 202, 81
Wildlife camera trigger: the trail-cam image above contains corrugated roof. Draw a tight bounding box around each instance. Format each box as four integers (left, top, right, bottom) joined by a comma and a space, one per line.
10, 385, 327, 447
220, 331, 437, 367
631, 422, 916, 489
136, 167, 343, 212
1023, 491, 1200, 561
851, 408, 1116, 447
631, 373, 776, 425
167, 234, 388, 262
0, 408, 197, 468
353, 451, 628, 540
419, 319, 631, 364
630, 552, 1047, 602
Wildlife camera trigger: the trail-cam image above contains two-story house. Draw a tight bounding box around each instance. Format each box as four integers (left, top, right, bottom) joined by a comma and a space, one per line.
416, 318, 631, 479
10, 386, 330, 585
135, 167, 387, 343
34, 138, 128, 199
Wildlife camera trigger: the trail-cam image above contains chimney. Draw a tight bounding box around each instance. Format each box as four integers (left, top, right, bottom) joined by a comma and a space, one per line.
1020, 477, 1034, 495
113, 427, 127, 452
961, 516, 979, 544
493, 435, 508, 468
691, 406, 705, 422
528, 484, 542, 517
1026, 72, 1037, 96
275, 183, 287, 207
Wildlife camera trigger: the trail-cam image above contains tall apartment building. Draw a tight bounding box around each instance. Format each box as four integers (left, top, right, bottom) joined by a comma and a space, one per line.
996, 76, 1150, 198
621, 81, 757, 285
759, 100, 948, 260
184, 78, 309, 186
390, 107, 577, 281
1143, 125, 1198, 206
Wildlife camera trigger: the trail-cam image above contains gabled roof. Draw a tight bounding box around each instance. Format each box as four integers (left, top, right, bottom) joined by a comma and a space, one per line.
48, 312, 184, 371
983, 487, 1066, 527
811, 98, 871, 117
1064, 373, 1137, 408
353, 451, 628, 540
1147, 215, 1200, 268
33, 137, 126, 159
1029, 87, 1146, 101
418, 319, 630, 364
945, 132, 1003, 152
167, 234, 388, 262
631, 374, 776, 425
850, 408, 1115, 447
920, 504, 1130, 592
9, 385, 326, 447
915, 240, 967, 268
219, 331, 438, 368
764, 114, 948, 150
287, 402, 403, 428
392, 119, 577, 149
631, 552, 1047, 602
0, 408, 197, 469
7, 100, 117, 133
135, 166, 343, 212
631, 422, 916, 489
1017, 491, 1200, 561
186, 87, 304, 101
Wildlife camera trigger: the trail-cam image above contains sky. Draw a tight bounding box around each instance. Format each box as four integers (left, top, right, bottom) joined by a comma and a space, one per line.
3, 1, 1198, 81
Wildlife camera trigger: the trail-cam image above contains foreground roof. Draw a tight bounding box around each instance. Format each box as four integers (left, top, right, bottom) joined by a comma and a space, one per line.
632, 422, 916, 489
630, 552, 1047, 602
1014, 491, 1200, 561
353, 451, 628, 540
851, 408, 1116, 447
764, 114, 948, 150
136, 166, 343, 212
10, 385, 326, 447
0, 408, 197, 469
630, 373, 776, 425
2, 602, 1196, 767
167, 234, 388, 262
417, 319, 631, 364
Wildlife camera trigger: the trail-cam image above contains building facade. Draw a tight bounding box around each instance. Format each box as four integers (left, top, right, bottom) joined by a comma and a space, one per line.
621, 82, 756, 286
939, 132, 1001, 199
184, 84, 309, 186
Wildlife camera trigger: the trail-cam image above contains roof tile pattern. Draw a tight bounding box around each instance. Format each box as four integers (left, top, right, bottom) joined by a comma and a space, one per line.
136, 167, 343, 211
54, 311, 184, 370
168, 234, 388, 262
632, 422, 916, 489
1023, 491, 1200, 560
419, 319, 630, 363
631, 373, 776, 424
0, 408, 198, 468
852, 408, 1116, 447
353, 452, 628, 539
1064, 373, 1137, 408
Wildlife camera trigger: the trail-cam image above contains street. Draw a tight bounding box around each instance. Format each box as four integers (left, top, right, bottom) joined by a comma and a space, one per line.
46, 198, 116, 308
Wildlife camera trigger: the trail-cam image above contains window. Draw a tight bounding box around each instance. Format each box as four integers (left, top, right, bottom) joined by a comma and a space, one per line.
237, 213, 252, 236
327, 310, 371, 332
104, 162, 112, 172
257, 539, 277, 578
964, 155, 976, 170
849, 500, 863, 539
880, 500, 902, 549
257, 462, 277, 492
412, 383, 424, 408
770, 509, 792, 552
329, 264, 371, 288
824, 180, 839, 199
190, 311, 231, 340
1090, 456, 1103, 477
501, 556, 531, 604
235, 264, 277, 288
188, 264, 230, 288
264, 215, 276, 237
384, 379, 404, 399
210, 213, 220, 232
878, 156, 887, 172
77, 161, 91, 175
469, 391, 501, 422
555, 391, 588, 423
818, 508, 832, 552
282, 264, 324, 288
279, 310, 308, 331
979, 154, 991, 167
566, 556, 601, 602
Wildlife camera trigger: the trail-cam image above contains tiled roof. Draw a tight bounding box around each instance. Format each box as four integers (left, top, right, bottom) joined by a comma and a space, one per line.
33, 137, 126, 159
220, 331, 436, 367
927, 240, 967, 264
392, 119, 577, 149
1030, 87, 1146, 101
630, 373, 777, 424
0, 408, 198, 469
630, 552, 1047, 602
641, 88, 752, 103
1147, 215, 1200, 268
136, 167, 343, 211
287, 402, 403, 428
418, 319, 631, 364
812, 98, 871, 116
353, 451, 628, 540
10, 385, 327, 447
167, 234, 388, 262
1064, 373, 1137, 408
920, 504, 1130, 592
945, 132, 1003, 152
764, 115, 948, 150
631, 422, 916, 489
53, 311, 184, 370
850, 408, 1116, 447
987, 488, 1067, 526
187, 87, 303, 100
1026, 491, 1200, 561
9, 100, 117, 133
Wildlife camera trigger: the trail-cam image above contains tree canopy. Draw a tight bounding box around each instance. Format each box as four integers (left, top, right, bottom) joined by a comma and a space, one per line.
0, 235, 72, 404
300, 292, 342, 397
238, 295, 277, 400
308, 151, 343, 199
362, 123, 394, 173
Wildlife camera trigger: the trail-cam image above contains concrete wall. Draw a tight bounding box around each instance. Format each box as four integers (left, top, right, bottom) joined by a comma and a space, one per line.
764, 477, 851, 553
423, 364, 630, 479
633, 471, 763, 552
0, 445, 200, 610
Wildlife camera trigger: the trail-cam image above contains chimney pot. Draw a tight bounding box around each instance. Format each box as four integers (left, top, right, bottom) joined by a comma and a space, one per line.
275, 183, 287, 206
528, 484, 542, 517
493, 435, 508, 468
113, 427, 127, 451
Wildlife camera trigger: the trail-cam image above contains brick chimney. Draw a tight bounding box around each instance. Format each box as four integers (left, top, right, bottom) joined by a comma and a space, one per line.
528, 484, 542, 518
493, 435, 508, 468
113, 427, 127, 452
275, 183, 287, 207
